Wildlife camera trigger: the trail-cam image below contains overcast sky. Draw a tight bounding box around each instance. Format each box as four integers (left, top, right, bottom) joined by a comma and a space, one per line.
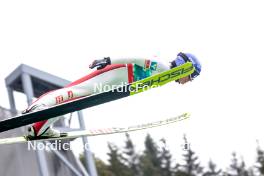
1, 0, 264, 169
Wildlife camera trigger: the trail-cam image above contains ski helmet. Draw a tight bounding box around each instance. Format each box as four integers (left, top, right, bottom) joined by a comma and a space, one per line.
171, 52, 201, 79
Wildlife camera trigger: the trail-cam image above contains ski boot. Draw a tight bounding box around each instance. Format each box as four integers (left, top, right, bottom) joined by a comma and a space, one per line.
27, 126, 61, 140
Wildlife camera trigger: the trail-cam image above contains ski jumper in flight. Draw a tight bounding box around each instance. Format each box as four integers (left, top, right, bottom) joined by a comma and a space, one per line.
24, 52, 202, 138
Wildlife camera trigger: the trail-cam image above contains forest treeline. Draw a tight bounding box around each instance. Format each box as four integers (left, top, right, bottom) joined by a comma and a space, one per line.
80, 134, 264, 176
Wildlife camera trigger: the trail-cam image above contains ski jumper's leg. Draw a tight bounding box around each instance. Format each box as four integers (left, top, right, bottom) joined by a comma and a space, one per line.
26, 64, 132, 136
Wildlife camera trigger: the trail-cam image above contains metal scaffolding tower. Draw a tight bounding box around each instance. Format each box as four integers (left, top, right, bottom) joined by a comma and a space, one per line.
4, 64, 98, 176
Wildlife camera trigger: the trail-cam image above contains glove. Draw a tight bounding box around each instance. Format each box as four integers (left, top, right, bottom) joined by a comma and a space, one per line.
89, 57, 111, 70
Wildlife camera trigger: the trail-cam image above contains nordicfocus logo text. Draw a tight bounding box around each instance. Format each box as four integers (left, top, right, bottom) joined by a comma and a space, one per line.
27, 140, 90, 151
93, 82, 160, 93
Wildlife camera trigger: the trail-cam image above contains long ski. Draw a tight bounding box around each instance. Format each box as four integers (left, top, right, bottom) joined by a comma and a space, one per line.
0, 113, 190, 145
0, 62, 194, 133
